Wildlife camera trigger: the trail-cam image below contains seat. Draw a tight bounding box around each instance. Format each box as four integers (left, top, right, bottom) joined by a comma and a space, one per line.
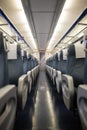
27, 54, 33, 92
62, 41, 85, 111
27, 54, 32, 71
55, 51, 63, 93
52, 54, 58, 85
77, 40, 87, 130
22, 50, 33, 94
7, 43, 28, 110
31, 57, 39, 85
27, 59, 39, 93
56, 49, 68, 93
31, 67, 35, 86
61, 49, 68, 74
46, 57, 54, 81
22, 50, 28, 74
0, 31, 17, 130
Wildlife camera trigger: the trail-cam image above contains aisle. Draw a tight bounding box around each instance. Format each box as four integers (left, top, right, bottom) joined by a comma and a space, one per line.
32, 69, 58, 130
14, 67, 82, 130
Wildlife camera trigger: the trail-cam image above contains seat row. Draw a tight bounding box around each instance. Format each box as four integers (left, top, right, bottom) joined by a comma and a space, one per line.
46, 40, 87, 130
0, 31, 39, 130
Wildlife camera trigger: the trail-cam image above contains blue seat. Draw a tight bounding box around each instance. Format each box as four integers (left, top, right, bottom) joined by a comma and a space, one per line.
62, 41, 85, 111
7, 43, 28, 110
55, 50, 63, 93
77, 40, 87, 130
22, 50, 28, 74
27, 54, 33, 70
0, 31, 17, 130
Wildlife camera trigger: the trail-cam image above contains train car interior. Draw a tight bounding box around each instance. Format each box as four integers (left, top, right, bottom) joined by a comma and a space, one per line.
0, 0, 87, 130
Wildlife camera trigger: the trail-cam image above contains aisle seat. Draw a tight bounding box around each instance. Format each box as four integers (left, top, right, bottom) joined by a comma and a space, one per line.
22, 50, 28, 74
55, 51, 62, 93
77, 41, 87, 130
62, 41, 85, 111
0, 31, 17, 130
7, 44, 28, 110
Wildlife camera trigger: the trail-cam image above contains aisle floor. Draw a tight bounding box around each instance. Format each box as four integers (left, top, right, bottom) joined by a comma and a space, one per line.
14, 68, 82, 130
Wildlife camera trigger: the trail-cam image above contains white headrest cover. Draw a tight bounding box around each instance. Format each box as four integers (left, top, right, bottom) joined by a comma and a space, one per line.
7, 44, 17, 60
75, 41, 85, 58
63, 49, 68, 60
27, 52, 29, 58
58, 51, 60, 61
21, 50, 24, 56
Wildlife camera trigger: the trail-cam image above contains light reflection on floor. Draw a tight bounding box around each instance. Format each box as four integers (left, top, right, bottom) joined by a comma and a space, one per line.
32, 87, 58, 130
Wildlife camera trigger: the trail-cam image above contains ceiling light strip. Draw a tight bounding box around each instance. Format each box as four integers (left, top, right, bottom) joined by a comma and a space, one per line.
55, 8, 87, 48
0, 8, 31, 48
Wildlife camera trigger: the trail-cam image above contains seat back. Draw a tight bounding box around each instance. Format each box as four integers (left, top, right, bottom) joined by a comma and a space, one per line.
7, 43, 29, 110
61, 48, 68, 74
58, 50, 63, 72
53, 53, 58, 69
77, 40, 87, 130
84, 43, 87, 84
7, 44, 23, 86
0, 32, 9, 87
0, 32, 17, 130
67, 41, 85, 87
22, 50, 28, 74
27, 55, 33, 70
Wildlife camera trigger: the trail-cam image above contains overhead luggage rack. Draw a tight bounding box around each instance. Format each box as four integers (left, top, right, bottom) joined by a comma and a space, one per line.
54, 8, 87, 51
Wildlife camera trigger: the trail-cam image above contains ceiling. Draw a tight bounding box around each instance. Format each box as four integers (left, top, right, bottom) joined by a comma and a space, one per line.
21, 0, 65, 51
0, 0, 87, 55
30, 0, 61, 51
47, 0, 87, 53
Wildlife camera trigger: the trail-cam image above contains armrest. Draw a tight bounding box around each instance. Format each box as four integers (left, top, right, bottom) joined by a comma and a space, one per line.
53, 69, 56, 84
62, 74, 75, 110
18, 74, 28, 110
31, 69, 35, 83
77, 85, 87, 130
0, 85, 17, 130
56, 71, 62, 82
56, 70, 62, 93
27, 71, 32, 93
27, 71, 32, 82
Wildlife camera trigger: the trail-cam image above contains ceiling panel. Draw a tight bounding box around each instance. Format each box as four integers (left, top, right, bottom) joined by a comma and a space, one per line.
33, 13, 54, 33
30, 0, 57, 12
30, 0, 58, 51
29, 0, 66, 51
37, 34, 48, 50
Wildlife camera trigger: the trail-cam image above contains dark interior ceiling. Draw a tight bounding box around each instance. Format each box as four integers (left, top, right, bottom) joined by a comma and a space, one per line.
21, 0, 65, 52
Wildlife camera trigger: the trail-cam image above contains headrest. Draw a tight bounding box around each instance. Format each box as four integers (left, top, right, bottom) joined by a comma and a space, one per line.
23, 51, 27, 58
60, 50, 63, 60
75, 42, 85, 58
7, 43, 17, 60
54, 53, 58, 60
0, 31, 5, 52
28, 54, 32, 59
68, 44, 75, 56
63, 48, 68, 60
26, 52, 29, 58
57, 51, 61, 61
68, 41, 85, 59
21, 50, 24, 57
31, 55, 33, 59
17, 44, 21, 56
